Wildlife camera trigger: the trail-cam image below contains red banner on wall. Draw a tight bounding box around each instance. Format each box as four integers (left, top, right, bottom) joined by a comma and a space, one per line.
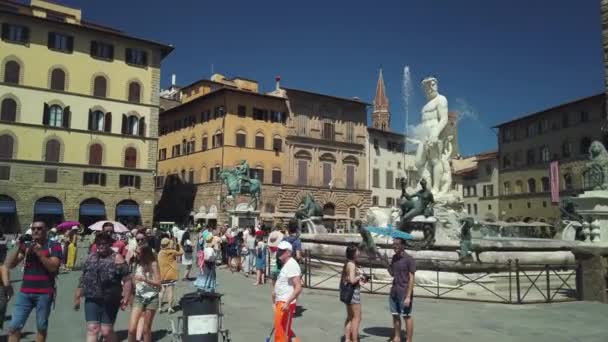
550, 161, 560, 203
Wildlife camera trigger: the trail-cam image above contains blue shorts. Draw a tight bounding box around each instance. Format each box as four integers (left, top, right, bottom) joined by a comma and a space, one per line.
85, 298, 121, 326
389, 293, 413, 317
9, 292, 53, 332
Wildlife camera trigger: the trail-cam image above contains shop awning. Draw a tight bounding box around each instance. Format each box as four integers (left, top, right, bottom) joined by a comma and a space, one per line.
194, 213, 206, 220
34, 202, 63, 215
80, 204, 106, 216
116, 204, 140, 217
206, 213, 218, 219
0, 200, 16, 214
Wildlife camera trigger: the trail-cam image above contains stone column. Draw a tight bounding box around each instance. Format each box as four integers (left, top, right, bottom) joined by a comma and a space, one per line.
572, 246, 608, 303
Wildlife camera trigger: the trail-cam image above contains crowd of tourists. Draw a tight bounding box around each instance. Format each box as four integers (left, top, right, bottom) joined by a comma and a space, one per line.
0, 217, 416, 342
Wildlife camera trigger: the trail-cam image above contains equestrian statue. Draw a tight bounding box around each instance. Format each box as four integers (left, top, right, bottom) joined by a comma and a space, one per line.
219, 160, 261, 210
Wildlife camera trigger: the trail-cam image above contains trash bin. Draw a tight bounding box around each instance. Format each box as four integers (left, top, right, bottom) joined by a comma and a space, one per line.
180, 291, 223, 342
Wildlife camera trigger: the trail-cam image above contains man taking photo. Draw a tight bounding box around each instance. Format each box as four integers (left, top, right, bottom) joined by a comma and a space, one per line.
6, 221, 62, 342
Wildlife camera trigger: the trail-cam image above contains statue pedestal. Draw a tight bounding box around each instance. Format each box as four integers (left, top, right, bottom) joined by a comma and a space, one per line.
570, 190, 608, 243
301, 217, 327, 234
227, 203, 260, 228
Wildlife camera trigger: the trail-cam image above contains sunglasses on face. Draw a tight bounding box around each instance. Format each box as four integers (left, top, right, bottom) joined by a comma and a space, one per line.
136, 238, 146, 243
31, 226, 44, 231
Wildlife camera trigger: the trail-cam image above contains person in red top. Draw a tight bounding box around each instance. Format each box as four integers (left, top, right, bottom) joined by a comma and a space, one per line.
90, 222, 127, 257
6, 221, 62, 342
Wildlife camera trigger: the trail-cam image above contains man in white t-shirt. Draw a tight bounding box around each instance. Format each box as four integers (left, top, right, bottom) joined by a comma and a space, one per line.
272, 241, 302, 342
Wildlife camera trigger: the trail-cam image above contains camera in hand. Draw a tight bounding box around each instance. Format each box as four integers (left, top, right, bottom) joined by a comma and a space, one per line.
19, 234, 33, 248
361, 273, 371, 282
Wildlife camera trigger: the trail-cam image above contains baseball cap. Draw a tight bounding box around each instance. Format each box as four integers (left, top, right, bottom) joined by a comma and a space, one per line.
277, 240, 292, 251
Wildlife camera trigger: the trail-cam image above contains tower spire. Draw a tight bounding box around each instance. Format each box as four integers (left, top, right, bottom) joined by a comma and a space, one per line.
372, 68, 390, 131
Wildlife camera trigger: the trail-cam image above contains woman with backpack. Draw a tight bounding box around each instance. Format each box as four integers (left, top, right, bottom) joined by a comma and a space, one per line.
340, 243, 366, 342
74, 232, 131, 342
253, 234, 266, 286
157, 238, 182, 313
128, 245, 161, 342
180, 231, 194, 281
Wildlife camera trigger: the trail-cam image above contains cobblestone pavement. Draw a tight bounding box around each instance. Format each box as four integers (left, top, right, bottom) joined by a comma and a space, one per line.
3, 259, 608, 342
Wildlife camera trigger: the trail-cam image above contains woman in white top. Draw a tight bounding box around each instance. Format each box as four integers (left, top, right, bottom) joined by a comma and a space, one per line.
180, 231, 194, 280
128, 245, 161, 342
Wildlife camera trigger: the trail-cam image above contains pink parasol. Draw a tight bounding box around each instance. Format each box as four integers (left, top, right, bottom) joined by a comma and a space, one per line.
88, 220, 129, 233
56, 221, 80, 231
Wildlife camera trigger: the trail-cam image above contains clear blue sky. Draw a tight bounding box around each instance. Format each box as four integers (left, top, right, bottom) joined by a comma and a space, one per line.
62, 0, 605, 156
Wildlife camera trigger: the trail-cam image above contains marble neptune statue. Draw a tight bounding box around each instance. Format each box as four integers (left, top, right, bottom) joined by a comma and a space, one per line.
408, 76, 452, 195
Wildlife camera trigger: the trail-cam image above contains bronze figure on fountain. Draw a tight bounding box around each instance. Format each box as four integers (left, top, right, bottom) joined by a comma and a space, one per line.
398, 178, 435, 231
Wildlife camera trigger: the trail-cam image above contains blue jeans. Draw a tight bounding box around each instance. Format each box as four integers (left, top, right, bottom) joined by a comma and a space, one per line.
9, 292, 53, 332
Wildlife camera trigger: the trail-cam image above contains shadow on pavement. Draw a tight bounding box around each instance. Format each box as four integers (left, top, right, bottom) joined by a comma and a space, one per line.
115, 329, 168, 341
294, 305, 306, 318
363, 326, 393, 338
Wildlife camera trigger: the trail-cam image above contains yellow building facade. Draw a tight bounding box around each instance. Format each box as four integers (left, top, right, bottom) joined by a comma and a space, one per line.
155, 77, 288, 227
0, 0, 172, 231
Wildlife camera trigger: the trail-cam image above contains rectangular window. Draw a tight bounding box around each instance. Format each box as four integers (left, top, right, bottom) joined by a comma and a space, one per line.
349, 207, 356, 219
372, 169, 380, 188
395, 178, 401, 189
125, 48, 147, 66
323, 163, 332, 187
253, 108, 265, 121
214, 106, 225, 119
386, 171, 394, 189
83, 172, 107, 186
90, 41, 114, 60
372, 196, 378, 206
323, 122, 335, 140
488, 204, 492, 210
158, 149, 164, 160
119, 174, 140, 188
255, 136, 264, 150
238, 105, 246, 117
297, 160, 308, 186
346, 165, 355, 189
155, 176, 164, 188
202, 137, 208, 151
236, 134, 246, 147
44, 169, 57, 183
273, 138, 282, 152
272, 170, 282, 185
483, 185, 494, 197
474, 203, 478, 215
467, 204, 471, 214
1, 23, 29, 44
386, 198, 394, 207
0, 165, 10, 180
345, 122, 354, 142
47, 32, 73, 53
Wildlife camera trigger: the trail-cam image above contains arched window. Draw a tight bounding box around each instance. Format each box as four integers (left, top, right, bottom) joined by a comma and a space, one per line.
49, 105, 63, 127
0, 135, 14, 159
562, 141, 572, 158
89, 144, 102, 165
255, 132, 265, 150
580, 137, 592, 155
50, 68, 66, 91
527, 178, 536, 193
89, 110, 105, 131
515, 180, 523, 194
1, 98, 17, 122
45, 139, 60, 162
236, 131, 246, 147
123, 115, 138, 135
124, 147, 137, 168
128, 82, 141, 103
93, 76, 107, 97
4, 61, 20, 84
564, 173, 573, 191
541, 177, 550, 192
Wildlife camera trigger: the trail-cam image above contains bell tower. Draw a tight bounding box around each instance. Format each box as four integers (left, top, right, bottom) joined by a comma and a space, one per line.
372, 69, 390, 131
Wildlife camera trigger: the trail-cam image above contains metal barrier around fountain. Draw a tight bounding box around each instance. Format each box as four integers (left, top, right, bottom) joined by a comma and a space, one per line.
301, 250, 579, 304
